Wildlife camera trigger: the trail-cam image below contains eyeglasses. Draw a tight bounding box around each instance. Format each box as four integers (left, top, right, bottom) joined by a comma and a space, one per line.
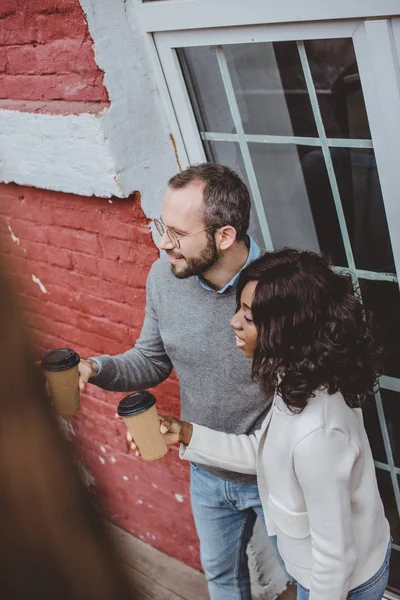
153, 218, 214, 249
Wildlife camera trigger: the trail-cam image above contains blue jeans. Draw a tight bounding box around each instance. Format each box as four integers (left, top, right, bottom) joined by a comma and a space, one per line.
296, 541, 392, 600
190, 462, 286, 600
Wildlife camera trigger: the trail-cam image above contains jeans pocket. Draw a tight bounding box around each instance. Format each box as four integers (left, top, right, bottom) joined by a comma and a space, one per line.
190, 461, 199, 470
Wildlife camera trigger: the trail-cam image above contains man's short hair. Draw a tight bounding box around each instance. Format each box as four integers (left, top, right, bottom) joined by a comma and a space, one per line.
168, 163, 251, 242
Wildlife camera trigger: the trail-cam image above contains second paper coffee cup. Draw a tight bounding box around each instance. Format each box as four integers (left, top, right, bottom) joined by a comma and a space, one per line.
117, 391, 167, 461
41, 348, 80, 417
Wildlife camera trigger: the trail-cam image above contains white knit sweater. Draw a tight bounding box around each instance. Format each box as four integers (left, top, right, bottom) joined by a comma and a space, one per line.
180, 388, 390, 600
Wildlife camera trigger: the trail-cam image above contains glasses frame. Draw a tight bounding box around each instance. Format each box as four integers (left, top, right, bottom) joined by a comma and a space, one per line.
153, 218, 215, 249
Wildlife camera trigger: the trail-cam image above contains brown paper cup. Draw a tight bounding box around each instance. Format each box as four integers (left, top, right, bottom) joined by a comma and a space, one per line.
123, 404, 167, 461
45, 365, 80, 417
42, 349, 81, 417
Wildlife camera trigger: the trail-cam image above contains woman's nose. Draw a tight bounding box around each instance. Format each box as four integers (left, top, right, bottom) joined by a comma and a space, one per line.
230, 313, 242, 330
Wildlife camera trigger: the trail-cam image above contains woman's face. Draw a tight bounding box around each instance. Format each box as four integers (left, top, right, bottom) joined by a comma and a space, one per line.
230, 280, 258, 359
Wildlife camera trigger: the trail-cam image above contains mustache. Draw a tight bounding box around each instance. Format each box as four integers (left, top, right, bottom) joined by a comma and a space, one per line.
166, 250, 184, 260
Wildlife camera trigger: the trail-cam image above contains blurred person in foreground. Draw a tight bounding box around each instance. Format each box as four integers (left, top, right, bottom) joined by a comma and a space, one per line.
0, 258, 135, 600
160, 249, 391, 600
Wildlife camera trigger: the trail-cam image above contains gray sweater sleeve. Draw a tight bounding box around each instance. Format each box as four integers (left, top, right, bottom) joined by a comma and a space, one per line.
90, 264, 173, 391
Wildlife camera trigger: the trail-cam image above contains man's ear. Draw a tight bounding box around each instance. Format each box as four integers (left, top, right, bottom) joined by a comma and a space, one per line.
216, 226, 238, 251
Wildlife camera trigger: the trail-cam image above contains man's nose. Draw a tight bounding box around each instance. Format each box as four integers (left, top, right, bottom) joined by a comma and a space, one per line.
158, 232, 174, 250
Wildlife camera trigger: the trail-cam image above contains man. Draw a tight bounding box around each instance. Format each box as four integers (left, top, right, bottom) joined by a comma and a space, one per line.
79, 163, 272, 600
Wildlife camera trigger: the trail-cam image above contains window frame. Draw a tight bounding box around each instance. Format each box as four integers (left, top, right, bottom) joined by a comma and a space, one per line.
136, 0, 400, 33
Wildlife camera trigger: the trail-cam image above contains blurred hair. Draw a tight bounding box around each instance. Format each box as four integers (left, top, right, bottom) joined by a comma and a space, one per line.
237, 249, 382, 412
0, 256, 136, 600
168, 163, 251, 242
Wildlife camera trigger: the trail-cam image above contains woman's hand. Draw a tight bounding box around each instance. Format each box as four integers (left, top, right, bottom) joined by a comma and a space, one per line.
114, 413, 193, 457
159, 414, 193, 446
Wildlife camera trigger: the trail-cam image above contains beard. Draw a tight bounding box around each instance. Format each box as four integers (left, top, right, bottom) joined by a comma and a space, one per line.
168, 237, 220, 279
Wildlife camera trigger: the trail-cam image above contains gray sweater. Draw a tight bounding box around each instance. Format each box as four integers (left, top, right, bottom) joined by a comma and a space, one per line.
93, 256, 271, 483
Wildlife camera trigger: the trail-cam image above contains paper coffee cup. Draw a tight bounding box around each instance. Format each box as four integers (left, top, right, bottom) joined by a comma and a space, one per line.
117, 392, 167, 461
41, 348, 81, 417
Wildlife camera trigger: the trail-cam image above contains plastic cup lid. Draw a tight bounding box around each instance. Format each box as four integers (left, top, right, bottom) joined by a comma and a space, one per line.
117, 391, 156, 417
41, 348, 80, 372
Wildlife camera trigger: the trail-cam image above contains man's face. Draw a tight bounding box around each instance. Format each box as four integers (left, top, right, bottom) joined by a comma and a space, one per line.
159, 181, 220, 279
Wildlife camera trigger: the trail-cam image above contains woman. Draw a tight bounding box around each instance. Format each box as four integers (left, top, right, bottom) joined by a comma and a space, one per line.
160, 249, 391, 600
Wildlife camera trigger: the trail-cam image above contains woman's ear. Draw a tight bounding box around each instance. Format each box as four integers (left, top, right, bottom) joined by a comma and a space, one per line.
216, 226, 238, 251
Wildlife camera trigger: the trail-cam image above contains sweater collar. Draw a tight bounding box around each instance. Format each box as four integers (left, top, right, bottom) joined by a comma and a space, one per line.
197, 235, 261, 294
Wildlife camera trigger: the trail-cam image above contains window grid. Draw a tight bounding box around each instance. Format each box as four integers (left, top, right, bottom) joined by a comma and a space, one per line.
297, 41, 357, 271
215, 47, 274, 250
375, 389, 400, 515
201, 131, 374, 149
209, 39, 400, 552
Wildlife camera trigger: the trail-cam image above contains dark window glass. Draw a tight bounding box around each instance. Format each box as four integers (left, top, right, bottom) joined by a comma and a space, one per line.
360, 280, 400, 379
381, 389, 400, 468
332, 148, 395, 273
363, 395, 388, 465
305, 38, 371, 139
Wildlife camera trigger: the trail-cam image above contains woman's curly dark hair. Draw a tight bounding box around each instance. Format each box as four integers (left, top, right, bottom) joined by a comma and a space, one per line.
236, 249, 382, 412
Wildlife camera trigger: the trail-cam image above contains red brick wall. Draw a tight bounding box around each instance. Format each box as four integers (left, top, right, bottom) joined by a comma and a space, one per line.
0, 0, 109, 106
0, 183, 201, 570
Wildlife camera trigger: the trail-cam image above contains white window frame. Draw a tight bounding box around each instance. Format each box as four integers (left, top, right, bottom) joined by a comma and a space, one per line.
136, 0, 400, 33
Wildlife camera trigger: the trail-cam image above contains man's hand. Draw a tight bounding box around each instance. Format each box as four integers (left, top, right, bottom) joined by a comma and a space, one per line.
78, 358, 99, 391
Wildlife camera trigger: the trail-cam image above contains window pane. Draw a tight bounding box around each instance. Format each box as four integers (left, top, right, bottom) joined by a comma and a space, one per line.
177, 47, 235, 134
204, 141, 265, 248
376, 470, 399, 546
363, 395, 387, 465
359, 280, 400, 379
388, 546, 400, 594
381, 389, 400, 468
332, 148, 395, 273
305, 38, 371, 139
224, 42, 318, 137
249, 143, 350, 260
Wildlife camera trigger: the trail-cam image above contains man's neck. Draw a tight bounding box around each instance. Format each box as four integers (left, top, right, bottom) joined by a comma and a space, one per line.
201, 241, 249, 290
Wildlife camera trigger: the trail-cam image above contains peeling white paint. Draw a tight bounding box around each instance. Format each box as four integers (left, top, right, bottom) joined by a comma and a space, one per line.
79, 0, 178, 206
100, 445, 107, 453
136, 499, 143, 505
31, 274, 47, 294
148, 503, 153, 509
0, 110, 119, 196
134, 475, 139, 480
110, 456, 116, 463
7, 224, 20, 245
123, 475, 129, 481
1, 0, 177, 201
98, 456, 105, 465
108, 199, 113, 203
151, 534, 157, 540
151, 483, 158, 489
175, 494, 184, 503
